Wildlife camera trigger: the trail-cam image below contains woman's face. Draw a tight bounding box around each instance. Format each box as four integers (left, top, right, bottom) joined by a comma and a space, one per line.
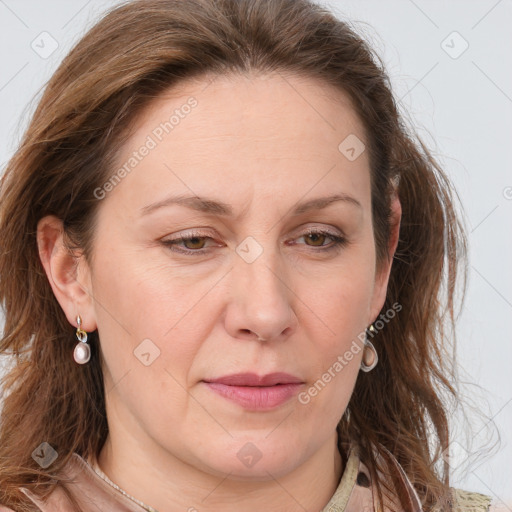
69, 72, 395, 480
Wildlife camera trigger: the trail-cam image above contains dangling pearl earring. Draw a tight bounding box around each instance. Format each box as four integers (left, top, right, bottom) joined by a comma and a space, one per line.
360, 324, 378, 372
73, 315, 91, 364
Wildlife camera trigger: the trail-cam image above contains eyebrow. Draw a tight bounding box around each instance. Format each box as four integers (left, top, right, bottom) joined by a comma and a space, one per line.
140, 193, 362, 217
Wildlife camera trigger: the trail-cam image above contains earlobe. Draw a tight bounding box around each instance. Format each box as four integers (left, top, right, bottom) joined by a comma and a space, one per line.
36, 215, 96, 331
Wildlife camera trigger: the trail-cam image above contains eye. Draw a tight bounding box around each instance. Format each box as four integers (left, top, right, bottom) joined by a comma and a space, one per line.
293, 228, 347, 251
161, 227, 347, 256
161, 230, 217, 255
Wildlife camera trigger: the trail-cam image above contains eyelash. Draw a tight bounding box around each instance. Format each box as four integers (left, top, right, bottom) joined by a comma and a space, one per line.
161, 228, 347, 256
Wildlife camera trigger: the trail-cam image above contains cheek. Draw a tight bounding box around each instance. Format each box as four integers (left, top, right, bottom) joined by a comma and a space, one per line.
285, 266, 373, 412
92, 240, 212, 338
90, 247, 212, 411
303, 260, 375, 339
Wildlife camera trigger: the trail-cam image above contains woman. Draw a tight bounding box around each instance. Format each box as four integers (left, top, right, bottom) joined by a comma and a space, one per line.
0, 0, 501, 510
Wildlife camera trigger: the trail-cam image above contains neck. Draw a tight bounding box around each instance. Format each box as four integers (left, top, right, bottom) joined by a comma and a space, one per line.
90, 431, 344, 512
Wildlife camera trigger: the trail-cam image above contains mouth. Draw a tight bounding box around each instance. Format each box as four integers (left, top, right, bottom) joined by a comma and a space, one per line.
202, 372, 304, 410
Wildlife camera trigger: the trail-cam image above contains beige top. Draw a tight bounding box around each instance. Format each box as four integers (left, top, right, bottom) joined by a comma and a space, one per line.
0, 444, 497, 511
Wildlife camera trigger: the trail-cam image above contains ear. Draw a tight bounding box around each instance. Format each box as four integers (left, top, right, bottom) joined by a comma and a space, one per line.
369, 191, 402, 322
36, 215, 97, 332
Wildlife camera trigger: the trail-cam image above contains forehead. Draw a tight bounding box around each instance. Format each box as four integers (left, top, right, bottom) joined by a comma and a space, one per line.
103, 71, 370, 217
131, 71, 365, 148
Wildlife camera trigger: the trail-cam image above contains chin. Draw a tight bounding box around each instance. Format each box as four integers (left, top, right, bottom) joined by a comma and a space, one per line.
197, 440, 304, 481
210, 456, 297, 482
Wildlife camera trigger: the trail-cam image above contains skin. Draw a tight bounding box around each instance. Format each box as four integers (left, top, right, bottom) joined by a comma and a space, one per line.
37, 71, 401, 512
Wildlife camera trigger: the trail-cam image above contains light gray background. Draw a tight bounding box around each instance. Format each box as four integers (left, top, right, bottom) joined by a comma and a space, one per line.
0, 0, 511, 505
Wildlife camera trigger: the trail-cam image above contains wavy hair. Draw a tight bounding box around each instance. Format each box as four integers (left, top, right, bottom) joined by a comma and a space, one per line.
0, 0, 466, 510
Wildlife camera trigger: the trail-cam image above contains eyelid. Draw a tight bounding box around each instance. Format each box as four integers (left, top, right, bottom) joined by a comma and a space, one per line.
161, 224, 348, 256
160, 229, 220, 253
162, 225, 343, 242
298, 224, 343, 237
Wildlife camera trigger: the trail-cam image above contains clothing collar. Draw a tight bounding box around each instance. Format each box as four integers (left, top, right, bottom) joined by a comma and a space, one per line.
323, 443, 423, 511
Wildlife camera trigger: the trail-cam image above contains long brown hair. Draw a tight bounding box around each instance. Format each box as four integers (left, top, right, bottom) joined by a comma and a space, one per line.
0, 0, 466, 510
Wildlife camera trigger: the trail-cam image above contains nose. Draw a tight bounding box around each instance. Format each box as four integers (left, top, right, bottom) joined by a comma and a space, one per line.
223, 246, 297, 343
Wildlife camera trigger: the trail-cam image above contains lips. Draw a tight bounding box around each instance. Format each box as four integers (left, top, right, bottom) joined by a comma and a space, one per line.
202, 372, 304, 410
203, 372, 303, 387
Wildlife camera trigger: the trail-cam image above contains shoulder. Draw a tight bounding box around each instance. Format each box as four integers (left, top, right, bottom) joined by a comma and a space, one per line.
0, 454, 84, 512
371, 443, 504, 512
1, 453, 156, 512
435, 487, 506, 512
0, 487, 45, 511
373, 442, 504, 512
